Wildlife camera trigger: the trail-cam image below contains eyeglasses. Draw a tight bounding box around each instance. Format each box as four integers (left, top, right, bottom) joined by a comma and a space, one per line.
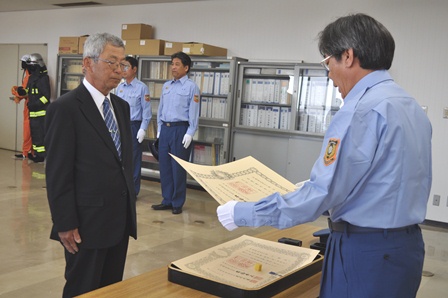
320, 55, 333, 71
95, 57, 130, 72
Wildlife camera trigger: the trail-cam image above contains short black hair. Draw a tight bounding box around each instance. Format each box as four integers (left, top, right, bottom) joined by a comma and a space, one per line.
171, 52, 192, 73
125, 56, 138, 69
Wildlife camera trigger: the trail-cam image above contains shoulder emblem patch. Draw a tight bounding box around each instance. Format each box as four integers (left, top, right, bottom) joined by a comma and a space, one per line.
194, 94, 199, 103
145, 94, 150, 102
323, 138, 340, 166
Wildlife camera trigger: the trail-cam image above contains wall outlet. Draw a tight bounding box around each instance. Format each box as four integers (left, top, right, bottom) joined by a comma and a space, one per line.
443, 107, 448, 119
433, 194, 440, 206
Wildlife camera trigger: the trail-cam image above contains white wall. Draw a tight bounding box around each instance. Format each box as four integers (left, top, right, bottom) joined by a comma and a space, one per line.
0, 0, 447, 222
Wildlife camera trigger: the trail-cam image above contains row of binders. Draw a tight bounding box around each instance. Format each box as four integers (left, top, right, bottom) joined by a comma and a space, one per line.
147, 61, 172, 80
189, 71, 230, 95
240, 105, 291, 130
200, 97, 227, 119
296, 75, 342, 133
243, 78, 292, 105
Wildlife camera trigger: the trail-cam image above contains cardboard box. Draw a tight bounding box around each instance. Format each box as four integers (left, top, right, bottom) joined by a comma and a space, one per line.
59, 37, 79, 54
124, 39, 165, 56
164, 41, 184, 55
78, 35, 89, 54
121, 24, 153, 40
182, 42, 227, 56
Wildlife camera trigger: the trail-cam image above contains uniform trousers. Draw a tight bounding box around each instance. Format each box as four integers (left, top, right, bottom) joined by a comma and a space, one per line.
22, 100, 33, 156
29, 115, 46, 159
130, 121, 142, 196
158, 122, 192, 208
319, 223, 424, 298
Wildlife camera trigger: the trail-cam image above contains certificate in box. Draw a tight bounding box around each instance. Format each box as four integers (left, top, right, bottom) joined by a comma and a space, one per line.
168, 235, 322, 297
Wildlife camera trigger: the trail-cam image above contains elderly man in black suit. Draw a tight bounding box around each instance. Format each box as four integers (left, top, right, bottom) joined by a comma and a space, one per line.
45, 33, 137, 298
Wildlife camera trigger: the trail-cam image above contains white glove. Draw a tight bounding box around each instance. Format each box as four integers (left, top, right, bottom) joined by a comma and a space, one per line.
294, 179, 310, 189
217, 201, 238, 231
137, 129, 146, 143
157, 131, 160, 138
182, 134, 192, 149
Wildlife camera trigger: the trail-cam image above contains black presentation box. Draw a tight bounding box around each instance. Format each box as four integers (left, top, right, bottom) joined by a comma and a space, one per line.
168, 254, 323, 298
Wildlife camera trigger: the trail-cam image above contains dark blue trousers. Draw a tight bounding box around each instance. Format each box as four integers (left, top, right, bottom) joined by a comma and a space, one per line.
130, 121, 142, 196
158, 124, 192, 208
320, 225, 424, 298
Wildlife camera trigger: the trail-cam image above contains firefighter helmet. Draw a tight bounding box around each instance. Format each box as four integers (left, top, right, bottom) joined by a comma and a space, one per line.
21, 54, 30, 62
26, 53, 46, 68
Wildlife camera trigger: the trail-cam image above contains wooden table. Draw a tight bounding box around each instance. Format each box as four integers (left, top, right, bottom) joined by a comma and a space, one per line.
78, 224, 323, 298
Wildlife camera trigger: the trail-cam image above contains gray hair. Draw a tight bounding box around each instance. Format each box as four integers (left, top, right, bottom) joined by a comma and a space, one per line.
83, 33, 124, 59
318, 13, 395, 70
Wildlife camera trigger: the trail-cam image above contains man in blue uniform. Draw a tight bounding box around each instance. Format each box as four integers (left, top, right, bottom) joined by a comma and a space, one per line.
116, 56, 151, 196
217, 13, 432, 297
152, 52, 200, 214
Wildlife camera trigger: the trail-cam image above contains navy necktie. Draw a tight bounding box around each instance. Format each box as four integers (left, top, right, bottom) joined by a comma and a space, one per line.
103, 97, 121, 159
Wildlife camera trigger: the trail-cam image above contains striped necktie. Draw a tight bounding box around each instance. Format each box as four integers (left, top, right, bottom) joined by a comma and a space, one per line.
103, 97, 121, 159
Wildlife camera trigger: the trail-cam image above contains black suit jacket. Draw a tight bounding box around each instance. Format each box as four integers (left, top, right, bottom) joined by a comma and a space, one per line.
45, 83, 137, 249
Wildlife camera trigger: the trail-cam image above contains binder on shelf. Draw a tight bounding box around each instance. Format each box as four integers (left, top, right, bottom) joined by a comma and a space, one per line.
280, 107, 291, 130
308, 77, 328, 107
271, 106, 280, 129
257, 106, 266, 128
265, 106, 273, 128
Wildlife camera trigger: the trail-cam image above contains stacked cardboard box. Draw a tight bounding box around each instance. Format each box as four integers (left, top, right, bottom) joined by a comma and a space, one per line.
59, 37, 80, 54
58, 35, 89, 55
164, 41, 184, 56
182, 42, 227, 56
78, 36, 89, 54
121, 23, 153, 40
124, 39, 165, 56
121, 23, 166, 56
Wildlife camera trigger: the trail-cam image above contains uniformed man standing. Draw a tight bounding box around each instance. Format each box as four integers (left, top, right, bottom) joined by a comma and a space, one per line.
116, 56, 151, 196
217, 13, 432, 298
152, 52, 200, 214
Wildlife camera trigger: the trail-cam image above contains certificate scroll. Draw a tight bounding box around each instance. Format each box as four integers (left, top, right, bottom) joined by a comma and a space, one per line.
169, 235, 320, 291
170, 154, 297, 205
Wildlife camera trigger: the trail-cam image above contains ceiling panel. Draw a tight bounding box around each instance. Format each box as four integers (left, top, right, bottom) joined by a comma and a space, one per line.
0, 0, 208, 13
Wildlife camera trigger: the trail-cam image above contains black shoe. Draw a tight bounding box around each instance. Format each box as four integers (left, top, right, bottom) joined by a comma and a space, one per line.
151, 203, 172, 210
32, 156, 45, 163
172, 207, 183, 214
14, 154, 26, 159
27, 153, 35, 161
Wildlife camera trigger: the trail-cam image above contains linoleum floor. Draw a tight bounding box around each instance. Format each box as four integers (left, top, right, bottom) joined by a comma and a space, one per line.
0, 149, 446, 297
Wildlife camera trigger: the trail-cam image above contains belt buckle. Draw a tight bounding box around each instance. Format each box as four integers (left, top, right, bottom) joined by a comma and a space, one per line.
166, 123, 171, 127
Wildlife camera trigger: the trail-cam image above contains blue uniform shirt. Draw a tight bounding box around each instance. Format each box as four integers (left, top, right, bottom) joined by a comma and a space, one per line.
234, 70, 432, 229
157, 75, 200, 136
116, 77, 151, 131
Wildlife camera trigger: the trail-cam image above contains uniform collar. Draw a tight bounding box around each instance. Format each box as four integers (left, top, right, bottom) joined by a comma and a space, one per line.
172, 74, 188, 84
124, 77, 137, 86
344, 70, 393, 104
